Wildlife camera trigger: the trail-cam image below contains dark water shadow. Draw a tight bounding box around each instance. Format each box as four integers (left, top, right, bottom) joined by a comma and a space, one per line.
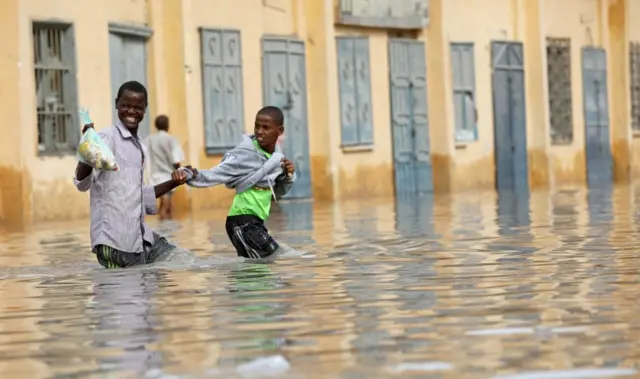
394, 192, 436, 239
271, 200, 315, 245
491, 188, 534, 254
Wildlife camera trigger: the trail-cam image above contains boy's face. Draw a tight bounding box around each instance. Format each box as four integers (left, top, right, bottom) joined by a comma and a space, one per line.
115, 90, 147, 130
254, 114, 283, 152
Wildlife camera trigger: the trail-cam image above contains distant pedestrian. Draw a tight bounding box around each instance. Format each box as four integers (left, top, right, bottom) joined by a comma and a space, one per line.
144, 115, 185, 220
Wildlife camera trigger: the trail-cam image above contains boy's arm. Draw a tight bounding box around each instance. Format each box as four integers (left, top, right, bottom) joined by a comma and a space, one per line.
143, 184, 158, 215
141, 179, 183, 215
73, 126, 109, 191
73, 163, 96, 192
274, 172, 296, 199
186, 153, 237, 188
274, 157, 296, 198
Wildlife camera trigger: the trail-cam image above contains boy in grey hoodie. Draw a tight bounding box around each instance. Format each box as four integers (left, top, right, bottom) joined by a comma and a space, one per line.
173, 106, 296, 259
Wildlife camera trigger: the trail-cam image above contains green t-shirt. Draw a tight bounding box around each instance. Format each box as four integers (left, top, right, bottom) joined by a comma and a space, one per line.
227, 140, 273, 220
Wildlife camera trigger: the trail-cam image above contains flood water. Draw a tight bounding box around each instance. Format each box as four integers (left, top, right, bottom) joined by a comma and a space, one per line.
1, 185, 640, 379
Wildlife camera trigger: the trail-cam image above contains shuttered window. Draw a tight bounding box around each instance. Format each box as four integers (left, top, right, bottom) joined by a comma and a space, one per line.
450, 43, 477, 142
336, 37, 374, 146
200, 28, 244, 154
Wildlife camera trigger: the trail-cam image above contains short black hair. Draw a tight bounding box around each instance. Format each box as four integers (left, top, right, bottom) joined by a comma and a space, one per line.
257, 106, 284, 126
116, 81, 148, 103
155, 115, 169, 130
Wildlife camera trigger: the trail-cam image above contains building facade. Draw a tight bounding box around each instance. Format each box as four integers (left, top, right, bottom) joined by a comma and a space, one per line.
1, 0, 639, 226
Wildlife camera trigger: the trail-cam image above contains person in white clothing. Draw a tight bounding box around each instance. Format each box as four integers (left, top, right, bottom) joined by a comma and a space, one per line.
144, 115, 185, 220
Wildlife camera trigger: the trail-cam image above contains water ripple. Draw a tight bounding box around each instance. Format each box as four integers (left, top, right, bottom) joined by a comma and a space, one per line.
0, 186, 639, 378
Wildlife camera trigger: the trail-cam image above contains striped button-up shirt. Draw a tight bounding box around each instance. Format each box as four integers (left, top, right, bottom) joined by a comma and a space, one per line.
73, 121, 157, 253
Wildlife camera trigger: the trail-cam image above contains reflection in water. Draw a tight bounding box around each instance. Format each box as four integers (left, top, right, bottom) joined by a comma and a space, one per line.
496, 188, 531, 234
395, 192, 435, 238
272, 200, 315, 246
88, 270, 163, 376
0, 186, 640, 378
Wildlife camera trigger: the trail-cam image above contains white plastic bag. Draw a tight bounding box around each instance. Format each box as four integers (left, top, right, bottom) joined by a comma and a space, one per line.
76, 108, 119, 171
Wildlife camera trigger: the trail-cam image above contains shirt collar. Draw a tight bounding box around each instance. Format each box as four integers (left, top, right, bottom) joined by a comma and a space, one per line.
115, 120, 137, 140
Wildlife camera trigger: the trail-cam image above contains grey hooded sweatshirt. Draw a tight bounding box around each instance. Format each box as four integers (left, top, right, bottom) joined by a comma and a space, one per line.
185, 134, 296, 201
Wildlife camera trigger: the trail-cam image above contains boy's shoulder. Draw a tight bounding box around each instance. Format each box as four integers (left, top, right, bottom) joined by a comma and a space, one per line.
98, 125, 119, 138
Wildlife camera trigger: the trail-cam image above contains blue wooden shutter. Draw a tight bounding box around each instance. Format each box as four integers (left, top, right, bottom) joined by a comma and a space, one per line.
201, 29, 244, 154
461, 44, 476, 140
222, 31, 244, 147
408, 41, 433, 193
508, 43, 529, 193
389, 40, 416, 193
354, 37, 373, 144
123, 36, 150, 138
337, 37, 358, 145
450, 43, 476, 142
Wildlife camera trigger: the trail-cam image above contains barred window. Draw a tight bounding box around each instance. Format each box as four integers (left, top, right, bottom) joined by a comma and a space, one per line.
547, 37, 573, 145
631, 42, 640, 132
33, 22, 79, 154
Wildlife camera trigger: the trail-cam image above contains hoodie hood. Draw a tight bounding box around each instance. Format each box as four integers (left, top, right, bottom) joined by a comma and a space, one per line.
237, 134, 283, 155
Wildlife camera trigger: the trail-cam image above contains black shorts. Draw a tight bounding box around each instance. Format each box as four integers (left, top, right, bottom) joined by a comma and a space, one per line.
93, 233, 176, 269
225, 215, 279, 259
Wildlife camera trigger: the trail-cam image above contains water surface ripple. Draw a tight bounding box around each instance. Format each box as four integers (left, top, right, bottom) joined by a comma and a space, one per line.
0, 186, 639, 378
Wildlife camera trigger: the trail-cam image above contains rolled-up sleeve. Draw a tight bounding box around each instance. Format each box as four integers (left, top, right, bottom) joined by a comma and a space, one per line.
143, 184, 157, 215
73, 170, 94, 192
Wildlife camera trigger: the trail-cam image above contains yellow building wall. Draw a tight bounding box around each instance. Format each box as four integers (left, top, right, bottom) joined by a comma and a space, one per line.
542, 0, 601, 186
606, 0, 631, 183
16, 0, 150, 222
2, 0, 640, 225
331, 27, 395, 199
630, 0, 640, 177
438, 0, 514, 191
0, 0, 27, 226
182, 0, 327, 209
146, 0, 191, 215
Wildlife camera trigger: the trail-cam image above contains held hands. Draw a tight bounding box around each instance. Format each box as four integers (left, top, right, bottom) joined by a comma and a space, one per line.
281, 158, 295, 176
170, 165, 199, 185
184, 165, 199, 178
171, 169, 188, 185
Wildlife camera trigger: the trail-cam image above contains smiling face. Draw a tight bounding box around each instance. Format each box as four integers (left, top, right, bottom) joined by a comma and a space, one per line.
254, 113, 283, 153
115, 89, 147, 130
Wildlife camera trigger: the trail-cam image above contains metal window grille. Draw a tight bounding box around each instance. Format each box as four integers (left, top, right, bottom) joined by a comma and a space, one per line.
33, 23, 78, 154
547, 37, 573, 145
631, 42, 640, 132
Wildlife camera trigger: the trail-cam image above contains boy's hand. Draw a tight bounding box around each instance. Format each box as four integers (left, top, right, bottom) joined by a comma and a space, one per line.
171, 169, 189, 185
281, 158, 295, 175
82, 123, 94, 134
184, 165, 199, 178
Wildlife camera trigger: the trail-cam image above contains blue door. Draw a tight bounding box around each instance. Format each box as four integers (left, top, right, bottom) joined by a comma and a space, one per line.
262, 37, 312, 199
582, 47, 612, 189
109, 30, 150, 137
491, 41, 529, 193
388, 39, 433, 195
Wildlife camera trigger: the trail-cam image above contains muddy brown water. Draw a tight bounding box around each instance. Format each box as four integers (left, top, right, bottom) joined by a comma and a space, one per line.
0, 186, 639, 378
